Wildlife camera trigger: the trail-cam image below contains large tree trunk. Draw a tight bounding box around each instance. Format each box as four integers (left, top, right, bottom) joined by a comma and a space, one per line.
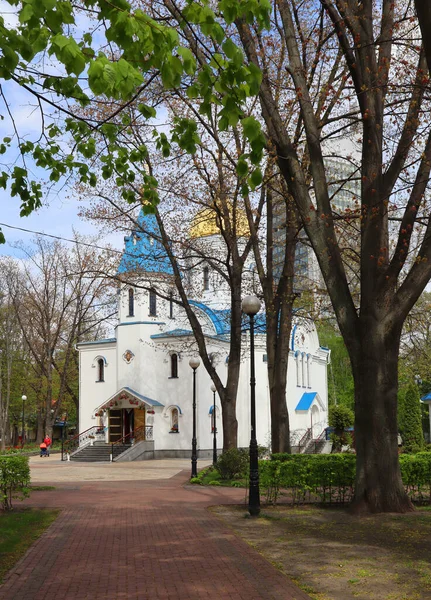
220, 391, 238, 450
269, 367, 291, 454
36, 412, 44, 444
266, 302, 293, 454
350, 321, 413, 513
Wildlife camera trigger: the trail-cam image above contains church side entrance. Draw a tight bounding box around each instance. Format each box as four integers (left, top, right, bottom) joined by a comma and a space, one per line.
108, 408, 134, 442
108, 408, 144, 442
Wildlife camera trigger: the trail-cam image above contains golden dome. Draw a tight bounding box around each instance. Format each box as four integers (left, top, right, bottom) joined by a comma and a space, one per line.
189, 204, 250, 239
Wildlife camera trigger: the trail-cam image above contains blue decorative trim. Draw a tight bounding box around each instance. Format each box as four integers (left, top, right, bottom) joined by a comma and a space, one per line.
77, 338, 116, 347
291, 324, 297, 351
116, 321, 165, 327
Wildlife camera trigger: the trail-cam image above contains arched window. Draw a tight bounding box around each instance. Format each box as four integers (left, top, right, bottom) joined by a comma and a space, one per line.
169, 291, 174, 319
170, 407, 179, 432
302, 353, 306, 387
307, 354, 311, 388
128, 288, 134, 317
295, 351, 301, 387
170, 353, 178, 378
97, 358, 105, 382
149, 289, 157, 316
203, 266, 209, 291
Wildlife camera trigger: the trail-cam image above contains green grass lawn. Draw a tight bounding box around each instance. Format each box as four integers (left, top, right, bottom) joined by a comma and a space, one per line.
213, 504, 431, 600
0, 509, 59, 583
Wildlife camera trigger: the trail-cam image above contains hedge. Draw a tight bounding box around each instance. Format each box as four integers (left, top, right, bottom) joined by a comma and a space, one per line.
0, 455, 30, 510
258, 452, 431, 505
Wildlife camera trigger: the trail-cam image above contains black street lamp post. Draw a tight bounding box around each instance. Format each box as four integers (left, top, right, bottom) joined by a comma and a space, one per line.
189, 357, 200, 478
242, 295, 261, 517
21, 395, 27, 448
61, 412, 68, 461
211, 383, 217, 465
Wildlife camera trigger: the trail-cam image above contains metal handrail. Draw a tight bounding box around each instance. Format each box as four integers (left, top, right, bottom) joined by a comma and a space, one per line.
111, 425, 145, 447
111, 425, 153, 462
298, 428, 312, 453
62, 425, 105, 461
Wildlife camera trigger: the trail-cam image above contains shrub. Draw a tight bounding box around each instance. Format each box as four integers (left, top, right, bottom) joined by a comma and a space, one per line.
215, 448, 249, 480
0, 455, 31, 510
262, 453, 431, 505
261, 454, 356, 504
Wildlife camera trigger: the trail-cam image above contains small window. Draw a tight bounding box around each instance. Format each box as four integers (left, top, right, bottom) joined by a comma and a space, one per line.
170, 407, 179, 433
170, 353, 178, 378
203, 266, 209, 291
149, 289, 157, 316
128, 288, 134, 317
169, 291, 174, 319
97, 358, 105, 382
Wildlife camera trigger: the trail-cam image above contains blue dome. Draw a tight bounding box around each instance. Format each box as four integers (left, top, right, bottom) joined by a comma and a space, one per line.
118, 211, 174, 275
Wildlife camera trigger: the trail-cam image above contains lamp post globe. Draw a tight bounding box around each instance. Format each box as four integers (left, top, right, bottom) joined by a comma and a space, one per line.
241, 295, 261, 316
21, 395, 27, 448
242, 295, 261, 517
210, 384, 217, 465
189, 357, 200, 370
189, 357, 200, 478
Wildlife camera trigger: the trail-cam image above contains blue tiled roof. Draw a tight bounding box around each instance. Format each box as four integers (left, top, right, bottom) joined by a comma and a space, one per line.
188, 301, 267, 335
118, 210, 173, 275
421, 393, 431, 403
189, 301, 232, 335
77, 338, 116, 347
295, 392, 317, 411
151, 329, 193, 339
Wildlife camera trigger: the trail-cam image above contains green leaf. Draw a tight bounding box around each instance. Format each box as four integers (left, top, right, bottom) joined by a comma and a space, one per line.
19, 4, 34, 24
138, 104, 156, 119
249, 167, 262, 190
178, 47, 196, 76
236, 157, 248, 178
242, 116, 261, 142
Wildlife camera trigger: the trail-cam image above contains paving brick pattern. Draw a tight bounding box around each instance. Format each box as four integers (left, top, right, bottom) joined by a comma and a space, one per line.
0, 471, 310, 600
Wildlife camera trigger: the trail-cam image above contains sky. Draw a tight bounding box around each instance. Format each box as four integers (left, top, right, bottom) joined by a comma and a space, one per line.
0, 1, 126, 258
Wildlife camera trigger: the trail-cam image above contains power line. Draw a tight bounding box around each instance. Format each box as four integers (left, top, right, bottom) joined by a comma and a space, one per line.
0, 221, 124, 255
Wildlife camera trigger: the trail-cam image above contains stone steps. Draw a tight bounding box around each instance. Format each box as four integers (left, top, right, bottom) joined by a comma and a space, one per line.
70, 443, 131, 462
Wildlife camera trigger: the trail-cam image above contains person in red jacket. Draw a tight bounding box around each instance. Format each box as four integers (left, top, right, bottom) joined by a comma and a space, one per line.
43, 435, 52, 457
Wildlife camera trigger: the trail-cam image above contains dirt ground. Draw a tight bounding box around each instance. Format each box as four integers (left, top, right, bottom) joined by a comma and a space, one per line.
211, 504, 431, 600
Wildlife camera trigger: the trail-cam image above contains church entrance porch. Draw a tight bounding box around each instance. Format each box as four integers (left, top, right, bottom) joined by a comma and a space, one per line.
94, 387, 162, 444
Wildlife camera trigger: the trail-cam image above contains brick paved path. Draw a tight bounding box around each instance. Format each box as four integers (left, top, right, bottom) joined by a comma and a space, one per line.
0, 470, 310, 600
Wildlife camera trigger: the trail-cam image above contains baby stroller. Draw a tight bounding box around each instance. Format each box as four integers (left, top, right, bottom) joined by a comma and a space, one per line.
39, 443, 48, 457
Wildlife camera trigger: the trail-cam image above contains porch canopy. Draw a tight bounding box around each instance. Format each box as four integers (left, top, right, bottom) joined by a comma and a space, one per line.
295, 392, 325, 412
93, 386, 164, 415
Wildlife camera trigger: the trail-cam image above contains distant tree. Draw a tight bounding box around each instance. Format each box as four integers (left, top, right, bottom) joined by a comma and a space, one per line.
7, 236, 115, 440
328, 405, 354, 453
400, 384, 424, 453
319, 323, 354, 410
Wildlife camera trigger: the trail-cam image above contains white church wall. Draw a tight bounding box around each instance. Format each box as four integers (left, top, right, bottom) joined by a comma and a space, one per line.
78, 342, 117, 434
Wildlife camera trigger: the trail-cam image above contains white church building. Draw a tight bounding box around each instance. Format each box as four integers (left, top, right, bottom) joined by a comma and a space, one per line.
76, 209, 331, 460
